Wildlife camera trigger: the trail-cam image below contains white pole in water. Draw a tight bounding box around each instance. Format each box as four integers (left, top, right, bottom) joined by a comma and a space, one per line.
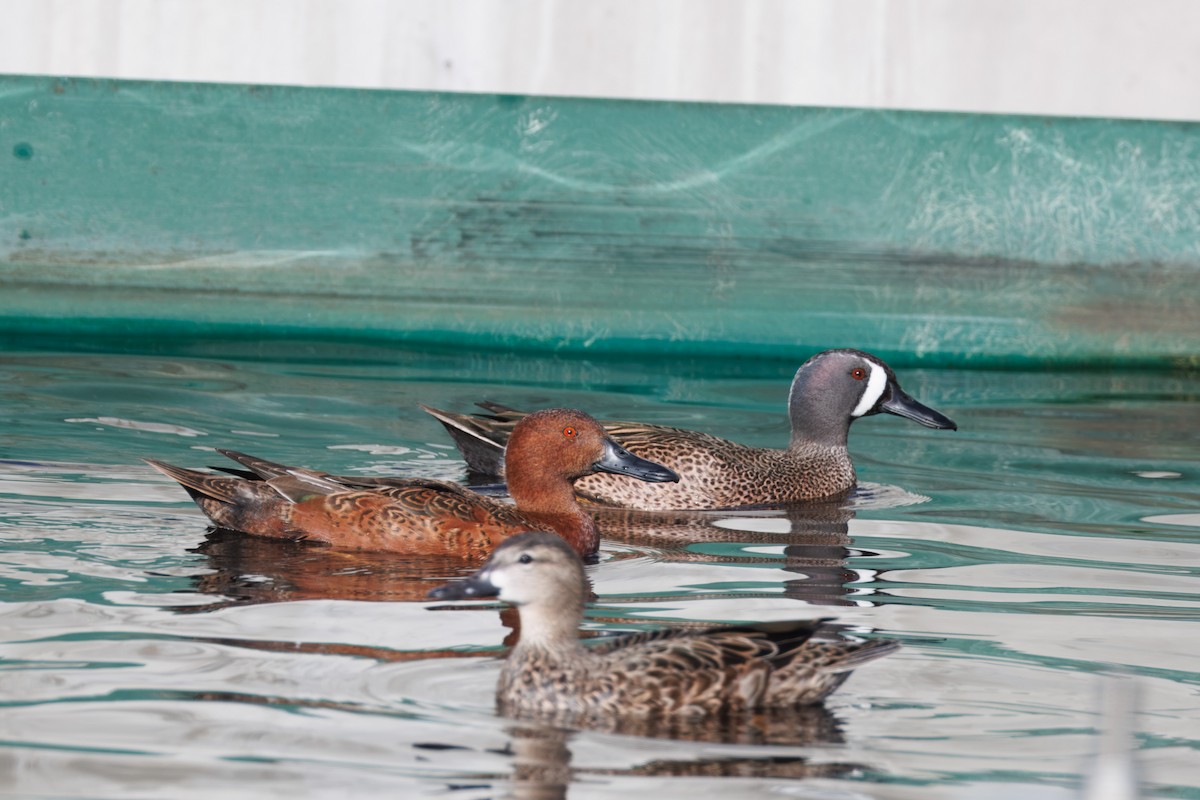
1082, 674, 1141, 800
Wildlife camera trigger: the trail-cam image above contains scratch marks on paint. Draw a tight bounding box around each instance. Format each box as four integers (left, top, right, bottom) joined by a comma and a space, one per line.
519, 106, 557, 137
397, 109, 861, 196
125, 250, 346, 270
905, 125, 1200, 263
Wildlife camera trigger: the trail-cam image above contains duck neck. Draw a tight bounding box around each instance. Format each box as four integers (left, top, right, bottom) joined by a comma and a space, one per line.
788, 379, 850, 450
511, 600, 588, 661
506, 456, 597, 554
508, 465, 581, 516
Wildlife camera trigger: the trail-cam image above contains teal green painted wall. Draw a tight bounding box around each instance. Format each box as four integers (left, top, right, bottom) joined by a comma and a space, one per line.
1, 75, 1196, 366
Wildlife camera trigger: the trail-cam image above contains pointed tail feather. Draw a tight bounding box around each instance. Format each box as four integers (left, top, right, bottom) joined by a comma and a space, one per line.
420, 404, 509, 475
766, 636, 899, 706
474, 401, 527, 421
144, 458, 249, 506
144, 458, 290, 537
215, 449, 294, 480
209, 466, 262, 481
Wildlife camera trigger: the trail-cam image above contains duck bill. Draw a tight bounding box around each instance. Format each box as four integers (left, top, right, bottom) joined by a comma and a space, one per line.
880, 385, 957, 431
427, 570, 500, 601
593, 439, 679, 483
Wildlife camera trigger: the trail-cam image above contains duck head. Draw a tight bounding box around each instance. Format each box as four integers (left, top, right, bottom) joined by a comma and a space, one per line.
789, 349, 957, 448
505, 407, 679, 485
429, 531, 588, 648
428, 531, 583, 607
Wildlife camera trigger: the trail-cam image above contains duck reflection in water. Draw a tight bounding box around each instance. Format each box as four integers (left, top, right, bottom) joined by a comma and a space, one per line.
593, 497, 864, 607
185, 529, 479, 607
182, 496, 861, 611
490, 714, 863, 800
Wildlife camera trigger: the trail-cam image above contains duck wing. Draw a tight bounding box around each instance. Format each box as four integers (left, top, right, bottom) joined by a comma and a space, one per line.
589, 619, 827, 664
765, 636, 900, 706
215, 448, 482, 496
261, 472, 526, 555
578, 620, 830, 712
259, 467, 513, 520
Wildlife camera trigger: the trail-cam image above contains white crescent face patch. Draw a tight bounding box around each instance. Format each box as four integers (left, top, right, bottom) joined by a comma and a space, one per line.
850, 362, 888, 418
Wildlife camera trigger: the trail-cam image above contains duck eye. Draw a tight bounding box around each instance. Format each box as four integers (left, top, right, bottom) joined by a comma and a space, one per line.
563, 427, 577, 438
851, 367, 867, 380
518, 553, 533, 564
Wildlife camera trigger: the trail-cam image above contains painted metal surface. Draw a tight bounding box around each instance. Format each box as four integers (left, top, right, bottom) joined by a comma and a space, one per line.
1, 75, 1196, 366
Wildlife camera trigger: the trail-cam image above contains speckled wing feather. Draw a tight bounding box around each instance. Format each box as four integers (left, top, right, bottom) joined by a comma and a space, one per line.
566, 621, 832, 714
587, 619, 826, 661
216, 449, 421, 492
258, 473, 541, 557
574, 620, 894, 712
765, 637, 900, 706
371, 480, 525, 527
215, 449, 293, 480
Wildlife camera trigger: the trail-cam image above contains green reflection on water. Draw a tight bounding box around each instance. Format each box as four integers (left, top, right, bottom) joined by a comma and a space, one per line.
0, 338, 1198, 796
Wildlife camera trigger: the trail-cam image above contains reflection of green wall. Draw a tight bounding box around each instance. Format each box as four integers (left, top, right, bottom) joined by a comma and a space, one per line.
2, 75, 1196, 366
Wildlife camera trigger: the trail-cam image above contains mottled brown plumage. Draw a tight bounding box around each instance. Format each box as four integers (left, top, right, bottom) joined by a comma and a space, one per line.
428, 532, 898, 720
145, 408, 677, 557
424, 349, 956, 510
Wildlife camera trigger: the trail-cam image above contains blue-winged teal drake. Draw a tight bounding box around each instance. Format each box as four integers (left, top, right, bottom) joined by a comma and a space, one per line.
424, 349, 956, 510
145, 408, 677, 558
428, 531, 898, 718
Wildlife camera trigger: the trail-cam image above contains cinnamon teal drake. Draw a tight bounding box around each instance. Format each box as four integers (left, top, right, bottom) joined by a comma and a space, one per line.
423, 349, 956, 510
145, 408, 678, 559
429, 531, 898, 718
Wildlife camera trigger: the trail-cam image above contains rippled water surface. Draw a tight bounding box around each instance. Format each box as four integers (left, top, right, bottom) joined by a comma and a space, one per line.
1, 339, 1198, 799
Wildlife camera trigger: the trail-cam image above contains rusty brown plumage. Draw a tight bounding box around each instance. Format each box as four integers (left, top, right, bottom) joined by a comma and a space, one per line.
145, 408, 676, 557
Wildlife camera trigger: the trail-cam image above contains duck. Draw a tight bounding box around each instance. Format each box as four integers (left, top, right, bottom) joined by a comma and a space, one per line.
423, 349, 956, 510
145, 408, 678, 558
429, 531, 898, 719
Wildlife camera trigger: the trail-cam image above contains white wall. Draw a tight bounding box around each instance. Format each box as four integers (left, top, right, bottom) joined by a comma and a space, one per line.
4, 0, 1199, 121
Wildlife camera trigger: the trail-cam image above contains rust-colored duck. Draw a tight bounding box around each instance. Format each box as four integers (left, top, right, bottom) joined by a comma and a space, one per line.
145, 408, 678, 558
429, 531, 898, 720
423, 349, 956, 510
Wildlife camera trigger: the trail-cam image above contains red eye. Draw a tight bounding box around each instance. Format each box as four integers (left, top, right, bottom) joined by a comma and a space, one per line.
851, 368, 867, 380
563, 427, 577, 438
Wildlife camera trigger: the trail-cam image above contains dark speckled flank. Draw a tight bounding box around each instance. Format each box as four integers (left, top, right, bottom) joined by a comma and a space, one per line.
429, 532, 898, 719
423, 349, 957, 510
144, 408, 676, 558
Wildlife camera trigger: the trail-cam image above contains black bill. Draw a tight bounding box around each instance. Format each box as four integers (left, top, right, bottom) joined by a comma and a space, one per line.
428, 570, 500, 601
592, 439, 679, 483
880, 385, 958, 431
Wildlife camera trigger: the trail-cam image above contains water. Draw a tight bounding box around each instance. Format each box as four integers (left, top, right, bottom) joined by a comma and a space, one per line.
1, 339, 1198, 799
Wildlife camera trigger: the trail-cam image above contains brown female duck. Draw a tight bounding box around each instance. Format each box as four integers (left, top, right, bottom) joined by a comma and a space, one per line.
145, 408, 677, 558
428, 531, 898, 718
423, 349, 956, 510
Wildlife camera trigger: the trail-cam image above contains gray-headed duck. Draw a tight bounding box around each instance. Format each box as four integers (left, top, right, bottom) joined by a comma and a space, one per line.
423, 349, 956, 510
